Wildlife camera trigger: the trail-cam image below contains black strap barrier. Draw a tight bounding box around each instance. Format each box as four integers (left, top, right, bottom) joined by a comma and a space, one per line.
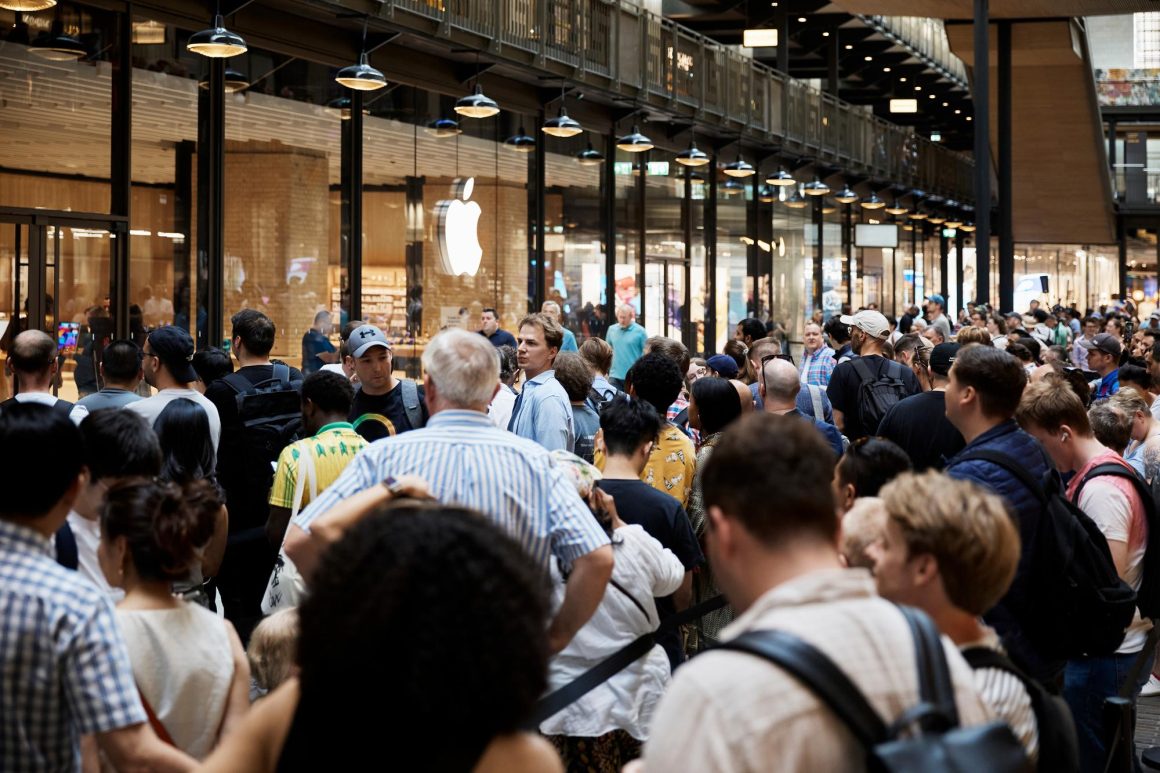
526, 594, 728, 726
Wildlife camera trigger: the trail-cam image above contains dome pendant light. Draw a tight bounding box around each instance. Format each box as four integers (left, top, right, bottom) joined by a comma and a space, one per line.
29, 20, 86, 61
617, 125, 653, 153
766, 169, 797, 187
543, 107, 582, 138
945, 218, 963, 229
0, 0, 55, 11
860, 192, 886, 210
833, 186, 859, 205
885, 199, 908, 216
927, 213, 947, 225
909, 209, 929, 221
504, 127, 536, 153
426, 118, 462, 138
336, 52, 387, 91
676, 139, 710, 167
723, 156, 755, 178
187, 14, 247, 58
576, 142, 604, 166
199, 68, 250, 93
960, 222, 976, 232
722, 179, 747, 197
758, 185, 775, 204
802, 179, 830, 197
821, 201, 837, 215
784, 190, 808, 209
455, 83, 500, 119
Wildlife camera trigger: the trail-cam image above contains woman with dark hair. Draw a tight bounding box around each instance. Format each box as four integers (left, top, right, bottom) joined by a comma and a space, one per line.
685, 377, 743, 652
199, 504, 564, 772
154, 398, 229, 594
99, 478, 249, 759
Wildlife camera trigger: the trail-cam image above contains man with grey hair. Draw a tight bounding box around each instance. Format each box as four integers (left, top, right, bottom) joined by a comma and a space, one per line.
759, 356, 844, 457
285, 328, 613, 654
607, 303, 648, 389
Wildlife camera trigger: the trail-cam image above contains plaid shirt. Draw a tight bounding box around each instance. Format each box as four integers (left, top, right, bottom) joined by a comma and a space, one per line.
0, 519, 145, 771
799, 345, 836, 388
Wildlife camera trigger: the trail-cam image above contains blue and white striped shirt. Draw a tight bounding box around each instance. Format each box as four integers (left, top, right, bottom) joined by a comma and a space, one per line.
0, 519, 146, 772
295, 410, 609, 569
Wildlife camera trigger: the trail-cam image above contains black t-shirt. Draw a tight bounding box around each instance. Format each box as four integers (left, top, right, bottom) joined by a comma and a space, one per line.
598, 478, 704, 671
876, 390, 966, 471
826, 354, 922, 441
350, 381, 428, 442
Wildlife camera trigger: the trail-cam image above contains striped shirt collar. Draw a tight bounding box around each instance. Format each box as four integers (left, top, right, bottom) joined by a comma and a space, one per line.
427, 409, 496, 429
0, 518, 55, 558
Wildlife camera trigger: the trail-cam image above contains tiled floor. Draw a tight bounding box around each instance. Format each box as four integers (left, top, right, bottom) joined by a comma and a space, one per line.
1138, 696, 1160, 768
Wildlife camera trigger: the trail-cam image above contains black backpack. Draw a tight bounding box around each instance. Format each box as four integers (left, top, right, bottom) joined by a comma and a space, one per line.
851, 357, 910, 436
586, 385, 618, 415
0, 396, 75, 418
961, 646, 1079, 773
221, 362, 303, 470
718, 606, 1030, 772
1072, 461, 1160, 620
956, 449, 1137, 660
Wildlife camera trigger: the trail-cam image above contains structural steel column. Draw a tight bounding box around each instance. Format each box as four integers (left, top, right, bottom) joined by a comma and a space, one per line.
998, 20, 1014, 312
845, 203, 854, 307
813, 197, 823, 315
111, 10, 132, 340
340, 90, 364, 323
973, 0, 991, 304
602, 132, 616, 322
197, 58, 225, 350
705, 154, 718, 351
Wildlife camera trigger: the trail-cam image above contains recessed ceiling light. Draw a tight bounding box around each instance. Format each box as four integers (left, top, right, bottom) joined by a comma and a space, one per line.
928, 94, 936, 99
845, 44, 853, 50
915, 85, 921, 91
883, 66, 891, 72
900, 77, 907, 82
797, 16, 807, 22
955, 109, 961, 114
942, 101, 949, 107
822, 31, 830, 37
966, 116, 973, 121
864, 55, 872, 61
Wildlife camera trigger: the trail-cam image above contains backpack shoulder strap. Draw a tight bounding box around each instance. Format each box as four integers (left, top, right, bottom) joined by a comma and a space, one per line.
399, 379, 424, 429
1073, 462, 1145, 505
221, 370, 253, 395
898, 605, 959, 731
51, 399, 74, 417
808, 383, 824, 419
953, 448, 1048, 505
272, 362, 290, 386
716, 629, 886, 747
851, 356, 874, 382
961, 646, 1028, 682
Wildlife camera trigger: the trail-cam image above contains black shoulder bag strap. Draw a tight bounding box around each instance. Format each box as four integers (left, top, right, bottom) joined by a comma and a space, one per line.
221, 369, 253, 395
1073, 462, 1146, 507
717, 629, 886, 748
851, 355, 876, 385
273, 361, 290, 387
898, 605, 959, 734
953, 448, 1049, 505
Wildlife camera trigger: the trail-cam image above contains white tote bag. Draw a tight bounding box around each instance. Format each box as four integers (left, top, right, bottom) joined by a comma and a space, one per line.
260, 448, 317, 614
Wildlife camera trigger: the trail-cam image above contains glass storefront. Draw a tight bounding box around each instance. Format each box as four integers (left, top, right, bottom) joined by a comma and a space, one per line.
0, 0, 1128, 403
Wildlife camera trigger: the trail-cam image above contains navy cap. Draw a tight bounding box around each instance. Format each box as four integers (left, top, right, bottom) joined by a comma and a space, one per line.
147, 326, 198, 383
706, 353, 740, 379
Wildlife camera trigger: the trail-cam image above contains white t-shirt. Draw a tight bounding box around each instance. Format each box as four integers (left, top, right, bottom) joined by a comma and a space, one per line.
66, 510, 124, 602
126, 388, 221, 451
962, 627, 1039, 762
11, 392, 88, 425
488, 383, 517, 430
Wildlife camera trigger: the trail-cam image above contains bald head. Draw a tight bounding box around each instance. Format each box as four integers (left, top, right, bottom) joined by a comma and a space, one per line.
760, 356, 801, 410
841, 497, 887, 570
8, 329, 57, 391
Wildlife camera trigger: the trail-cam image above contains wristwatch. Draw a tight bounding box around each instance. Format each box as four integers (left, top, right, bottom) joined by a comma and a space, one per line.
382, 475, 405, 497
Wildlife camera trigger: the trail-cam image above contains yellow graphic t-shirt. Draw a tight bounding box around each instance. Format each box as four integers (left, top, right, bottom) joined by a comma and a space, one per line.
594, 423, 696, 508
269, 422, 368, 509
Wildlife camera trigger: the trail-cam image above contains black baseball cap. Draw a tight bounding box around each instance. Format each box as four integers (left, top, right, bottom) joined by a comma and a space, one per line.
147, 326, 198, 383
1079, 332, 1123, 359
930, 342, 960, 377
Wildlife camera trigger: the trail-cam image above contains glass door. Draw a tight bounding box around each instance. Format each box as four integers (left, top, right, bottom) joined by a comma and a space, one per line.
0, 210, 121, 401
644, 258, 687, 342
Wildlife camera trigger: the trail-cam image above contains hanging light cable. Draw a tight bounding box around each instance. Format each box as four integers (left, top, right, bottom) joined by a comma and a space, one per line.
576, 142, 604, 166
676, 135, 710, 167
723, 154, 755, 178
543, 86, 583, 137
616, 124, 653, 153
335, 16, 387, 91
455, 55, 500, 118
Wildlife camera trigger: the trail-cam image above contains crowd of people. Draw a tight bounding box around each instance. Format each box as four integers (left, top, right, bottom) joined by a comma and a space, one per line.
3, 292, 1160, 772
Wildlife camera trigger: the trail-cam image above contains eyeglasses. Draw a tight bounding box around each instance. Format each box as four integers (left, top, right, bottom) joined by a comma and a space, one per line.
759, 352, 796, 389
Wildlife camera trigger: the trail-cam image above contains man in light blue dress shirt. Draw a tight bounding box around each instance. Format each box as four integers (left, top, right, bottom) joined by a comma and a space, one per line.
509, 312, 575, 452
542, 300, 578, 351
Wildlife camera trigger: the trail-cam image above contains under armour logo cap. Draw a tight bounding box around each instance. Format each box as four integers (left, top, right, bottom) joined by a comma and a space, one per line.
350, 324, 391, 358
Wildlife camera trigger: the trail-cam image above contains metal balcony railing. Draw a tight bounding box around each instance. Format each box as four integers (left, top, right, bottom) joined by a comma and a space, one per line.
377, 0, 975, 200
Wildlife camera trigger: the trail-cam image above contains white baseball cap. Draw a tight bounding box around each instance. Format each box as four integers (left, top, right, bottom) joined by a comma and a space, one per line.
839, 310, 891, 340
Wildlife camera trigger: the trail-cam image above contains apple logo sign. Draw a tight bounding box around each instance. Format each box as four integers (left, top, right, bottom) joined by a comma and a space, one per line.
435, 177, 483, 277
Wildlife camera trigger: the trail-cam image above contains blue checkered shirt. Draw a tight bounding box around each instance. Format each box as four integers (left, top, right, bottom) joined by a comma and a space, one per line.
295, 409, 609, 570
0, 519, 145, 771
800, 345, 836, 388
